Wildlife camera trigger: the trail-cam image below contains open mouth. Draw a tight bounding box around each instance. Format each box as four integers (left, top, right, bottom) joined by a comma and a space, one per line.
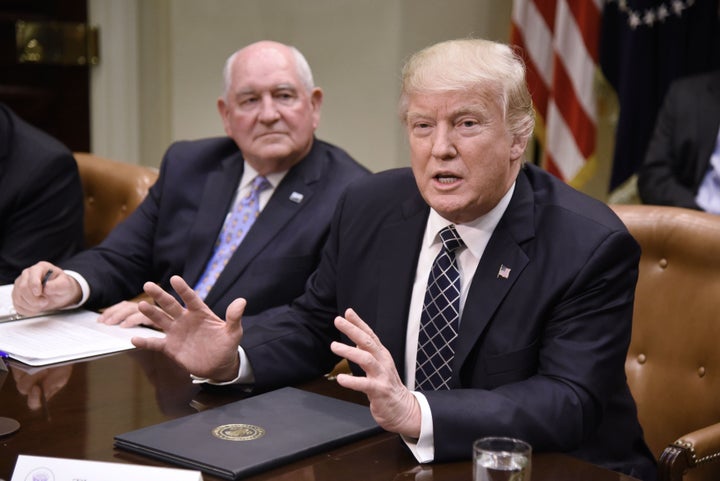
435, 174, 460, 184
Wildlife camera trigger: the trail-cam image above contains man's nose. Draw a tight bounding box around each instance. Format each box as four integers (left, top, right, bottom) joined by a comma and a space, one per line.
258, 96, 281, 123
431, 126, 458, 159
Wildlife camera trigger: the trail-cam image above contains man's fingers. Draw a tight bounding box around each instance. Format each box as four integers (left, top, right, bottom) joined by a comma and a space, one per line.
335, 314, 384, 357
170, 275, 206, 312
131, 335, 166, 352
343, 309, 384, 345
119, 312, 154, 329
143, 280, 185, 318
334, 372, 371, 393
225, 298, 247, 335
98, 301, 136, 325
331, 340, 380, 377
27, 262, 55, 296
137, 300, 173, 331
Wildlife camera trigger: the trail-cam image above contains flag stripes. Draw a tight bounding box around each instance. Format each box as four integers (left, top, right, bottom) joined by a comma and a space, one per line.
511, 0, 601, 186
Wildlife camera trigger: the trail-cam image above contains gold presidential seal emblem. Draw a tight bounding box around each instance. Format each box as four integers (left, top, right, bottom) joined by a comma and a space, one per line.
212, 423, 266, 441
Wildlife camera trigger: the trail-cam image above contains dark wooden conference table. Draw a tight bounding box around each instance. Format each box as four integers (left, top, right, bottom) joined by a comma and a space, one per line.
0, 349, 640, 481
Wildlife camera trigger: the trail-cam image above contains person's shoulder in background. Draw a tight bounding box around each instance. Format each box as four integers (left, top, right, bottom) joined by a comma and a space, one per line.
0, 102, 84, 283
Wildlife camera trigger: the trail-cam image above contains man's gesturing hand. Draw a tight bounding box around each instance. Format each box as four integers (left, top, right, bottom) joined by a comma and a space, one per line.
330, 308, 421, 438
132, 275, 246, 382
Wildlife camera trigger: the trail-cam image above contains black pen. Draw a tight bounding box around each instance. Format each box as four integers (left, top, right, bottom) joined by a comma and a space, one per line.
41, 269, 54, 289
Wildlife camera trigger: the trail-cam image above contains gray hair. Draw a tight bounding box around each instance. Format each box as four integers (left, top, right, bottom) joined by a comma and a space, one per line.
399, 38, 535, 144
222, 43, 315, 100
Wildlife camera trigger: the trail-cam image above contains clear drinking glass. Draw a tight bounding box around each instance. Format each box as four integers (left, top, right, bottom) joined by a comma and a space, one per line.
473, 436, 532, 481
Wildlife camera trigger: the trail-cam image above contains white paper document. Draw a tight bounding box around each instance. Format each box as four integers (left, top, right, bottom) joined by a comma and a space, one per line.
0, 284, 25, 322
11, 455, 203, 481
0, 286, 165, 366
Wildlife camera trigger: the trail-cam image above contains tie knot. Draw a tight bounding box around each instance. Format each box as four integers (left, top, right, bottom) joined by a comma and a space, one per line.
439, 225, 464, 252
251, 175, 270, 192
242, 176, 270, 205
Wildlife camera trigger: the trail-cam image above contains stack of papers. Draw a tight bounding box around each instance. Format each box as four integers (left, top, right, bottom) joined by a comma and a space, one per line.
0, 285, 164, 366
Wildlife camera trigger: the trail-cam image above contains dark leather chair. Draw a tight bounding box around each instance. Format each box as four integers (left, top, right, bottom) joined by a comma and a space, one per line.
74, 152, 158, 248
612, 204, 720, 481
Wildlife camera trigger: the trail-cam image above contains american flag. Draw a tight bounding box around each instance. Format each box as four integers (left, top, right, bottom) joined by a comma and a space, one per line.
510, 0, 601, 188
497, 264, 512, 279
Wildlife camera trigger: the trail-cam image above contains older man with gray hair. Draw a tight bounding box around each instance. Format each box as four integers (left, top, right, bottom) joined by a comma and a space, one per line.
12, 40, 369, 326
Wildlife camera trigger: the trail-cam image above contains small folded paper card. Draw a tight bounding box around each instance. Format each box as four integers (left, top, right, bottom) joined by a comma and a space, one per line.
11, 454, 203, 481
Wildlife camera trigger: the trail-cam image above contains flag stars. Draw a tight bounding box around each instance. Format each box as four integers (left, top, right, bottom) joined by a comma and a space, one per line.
672, 0, 684, 15
643, 10, 656, 26
609, 0, 694, 28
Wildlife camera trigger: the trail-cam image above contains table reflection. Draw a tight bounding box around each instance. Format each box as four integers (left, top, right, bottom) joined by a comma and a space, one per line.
10, 364, 72, 413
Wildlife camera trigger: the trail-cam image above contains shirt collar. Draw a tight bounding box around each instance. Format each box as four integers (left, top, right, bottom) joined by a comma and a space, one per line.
424, 181, 516, 259
239, 161, 288, 190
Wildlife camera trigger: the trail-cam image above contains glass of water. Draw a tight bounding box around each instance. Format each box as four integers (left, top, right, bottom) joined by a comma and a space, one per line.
473, 436, 531, 481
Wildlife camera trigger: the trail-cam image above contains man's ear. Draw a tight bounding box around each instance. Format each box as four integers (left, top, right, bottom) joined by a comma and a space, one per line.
217, 97, 232, 137
510, 134, 529, 161
310, 88, 323, 129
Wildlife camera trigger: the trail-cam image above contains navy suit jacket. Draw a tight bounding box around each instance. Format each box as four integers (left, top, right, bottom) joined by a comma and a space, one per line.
242, 165, 656, 480
62, 136, 369, 316
0, 103, 84, 283
638, 70, 720, 209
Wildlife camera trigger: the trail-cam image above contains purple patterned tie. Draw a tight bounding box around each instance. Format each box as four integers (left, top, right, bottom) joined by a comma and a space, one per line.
194, 175, 270, 300
415, 224, 465, 391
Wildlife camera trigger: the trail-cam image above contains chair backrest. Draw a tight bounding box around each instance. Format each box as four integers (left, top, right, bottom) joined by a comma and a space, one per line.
611, 204, 720, 462
74, 152, 159, 248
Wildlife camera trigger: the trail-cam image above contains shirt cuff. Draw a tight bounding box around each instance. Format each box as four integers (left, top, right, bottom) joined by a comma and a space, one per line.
401, 391, 435, 463
190, 346, 255, 386
63, 270, 90, 308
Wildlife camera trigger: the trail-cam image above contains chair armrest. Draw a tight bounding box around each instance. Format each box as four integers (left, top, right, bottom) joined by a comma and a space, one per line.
659, 422, 720, 481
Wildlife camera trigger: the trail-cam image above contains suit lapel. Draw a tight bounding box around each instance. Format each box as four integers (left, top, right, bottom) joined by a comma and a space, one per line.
203, 144, 324, 306
373, 193, 429, 377
183, 152, 244, 286
451, 170, 535, 383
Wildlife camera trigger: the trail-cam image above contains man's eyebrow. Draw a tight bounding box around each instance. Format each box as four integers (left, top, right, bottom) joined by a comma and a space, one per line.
405, 112, 430, 122
235, 83, 299, 96
234, 87, 257, 97
405, 105, 487, 121
451, 105, 487, 117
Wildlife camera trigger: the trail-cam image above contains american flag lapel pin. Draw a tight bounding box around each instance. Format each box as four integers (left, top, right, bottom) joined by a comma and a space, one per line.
497, 264, 511, 279
289, 192, 304, 204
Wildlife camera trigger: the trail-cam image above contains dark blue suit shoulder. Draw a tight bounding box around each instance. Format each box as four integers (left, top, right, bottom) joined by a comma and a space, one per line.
343, 167, 416, 201
522, 164, 628, 233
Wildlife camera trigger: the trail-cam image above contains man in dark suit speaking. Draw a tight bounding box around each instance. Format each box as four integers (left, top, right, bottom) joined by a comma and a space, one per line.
132, 39, 656, 480
11, 40, 368, 324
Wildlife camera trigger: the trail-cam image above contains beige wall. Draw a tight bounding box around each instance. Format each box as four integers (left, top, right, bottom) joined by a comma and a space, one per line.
90, 0, 512, 170
89, 0, 615, 199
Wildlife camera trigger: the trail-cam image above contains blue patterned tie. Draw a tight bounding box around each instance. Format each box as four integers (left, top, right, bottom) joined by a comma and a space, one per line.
194, 175, 270, 300
415, 224, 465, 391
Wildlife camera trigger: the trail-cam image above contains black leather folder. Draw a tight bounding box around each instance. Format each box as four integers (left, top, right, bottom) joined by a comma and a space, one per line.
114, 387, 381, 479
